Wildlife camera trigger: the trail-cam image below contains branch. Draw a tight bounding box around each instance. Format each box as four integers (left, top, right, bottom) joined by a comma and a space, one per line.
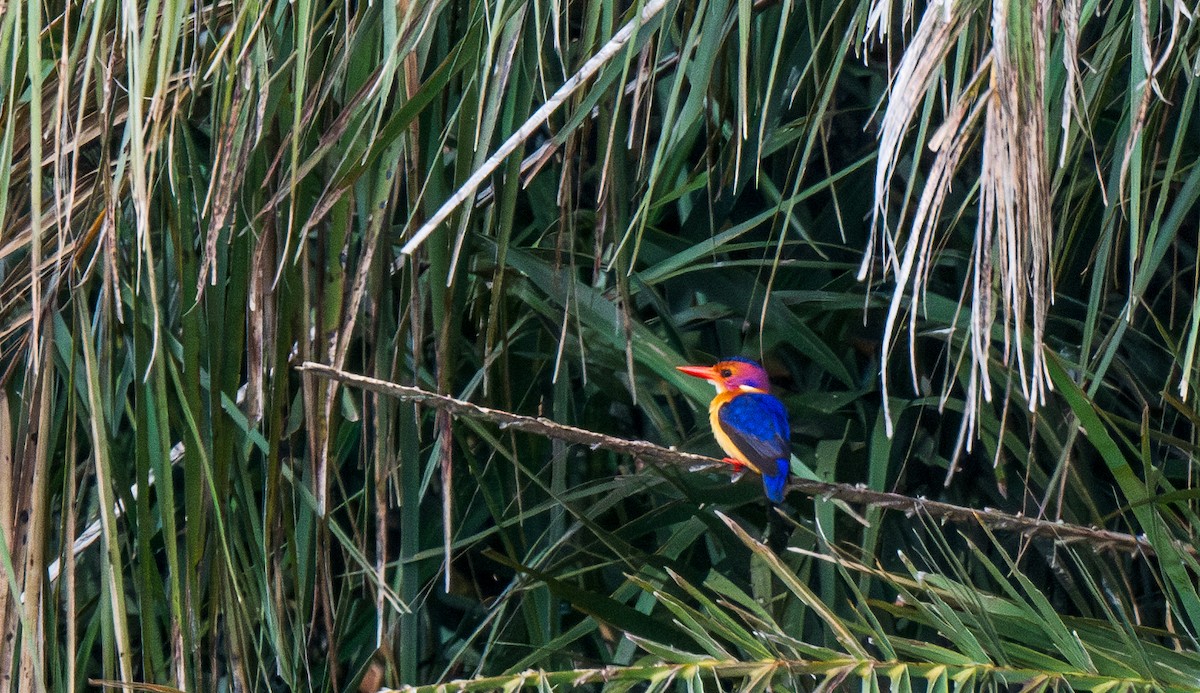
299, 362, 1180, 557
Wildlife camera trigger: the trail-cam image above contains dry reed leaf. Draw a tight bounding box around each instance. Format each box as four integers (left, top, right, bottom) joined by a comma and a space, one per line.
868, 0, 1055, 449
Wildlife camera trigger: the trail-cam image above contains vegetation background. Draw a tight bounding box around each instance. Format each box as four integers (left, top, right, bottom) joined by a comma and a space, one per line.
3, 0, 1200, 689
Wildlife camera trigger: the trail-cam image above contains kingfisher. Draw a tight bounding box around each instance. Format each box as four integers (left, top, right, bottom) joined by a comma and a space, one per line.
676, 357, 792, 503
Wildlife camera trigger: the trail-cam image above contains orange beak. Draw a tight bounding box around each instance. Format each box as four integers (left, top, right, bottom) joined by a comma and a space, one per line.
676, 365, 719, 381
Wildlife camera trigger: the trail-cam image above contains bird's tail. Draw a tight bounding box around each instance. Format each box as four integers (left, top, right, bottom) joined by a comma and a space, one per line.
764, 461, 792, 553
763, 459, 790, 504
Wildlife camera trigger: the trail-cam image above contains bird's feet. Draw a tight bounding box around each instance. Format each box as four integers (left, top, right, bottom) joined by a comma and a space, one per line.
722, 457, 746, 471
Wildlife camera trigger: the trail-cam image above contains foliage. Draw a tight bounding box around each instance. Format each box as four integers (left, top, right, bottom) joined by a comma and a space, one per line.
2, 0, 1200, 690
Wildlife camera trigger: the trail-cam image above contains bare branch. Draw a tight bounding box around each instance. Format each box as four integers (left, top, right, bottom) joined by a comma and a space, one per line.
299, 362, 1180, 557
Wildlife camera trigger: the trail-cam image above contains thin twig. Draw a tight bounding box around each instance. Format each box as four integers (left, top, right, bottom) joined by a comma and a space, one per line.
299, 362, 1180, 557
398, 0, 671, 259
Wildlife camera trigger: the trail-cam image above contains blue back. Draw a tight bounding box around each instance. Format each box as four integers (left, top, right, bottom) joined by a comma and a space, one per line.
717, 392, 792, 502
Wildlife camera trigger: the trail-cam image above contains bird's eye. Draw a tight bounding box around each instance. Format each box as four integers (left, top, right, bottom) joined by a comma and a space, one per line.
719, 368, 732, 378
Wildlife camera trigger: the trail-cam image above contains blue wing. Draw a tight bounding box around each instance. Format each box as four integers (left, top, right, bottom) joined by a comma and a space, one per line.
717, 393, 791, 501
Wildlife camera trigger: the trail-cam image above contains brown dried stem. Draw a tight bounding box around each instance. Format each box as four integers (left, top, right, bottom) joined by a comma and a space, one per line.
298, 362, 1177, 558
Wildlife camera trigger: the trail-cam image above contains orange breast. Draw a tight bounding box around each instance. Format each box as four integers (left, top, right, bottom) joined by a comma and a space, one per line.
707, 392, 762, 474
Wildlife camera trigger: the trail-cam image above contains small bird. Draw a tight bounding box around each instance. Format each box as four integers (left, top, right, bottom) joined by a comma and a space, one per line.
676, 357, 792, 503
